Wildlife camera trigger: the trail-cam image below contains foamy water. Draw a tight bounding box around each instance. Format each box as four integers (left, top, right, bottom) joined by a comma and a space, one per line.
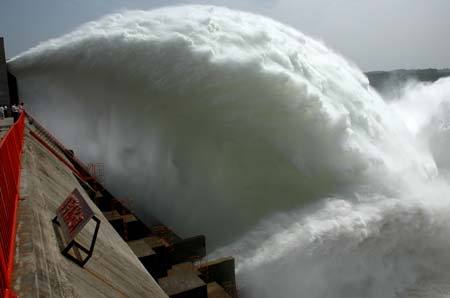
8, 6, 450, 297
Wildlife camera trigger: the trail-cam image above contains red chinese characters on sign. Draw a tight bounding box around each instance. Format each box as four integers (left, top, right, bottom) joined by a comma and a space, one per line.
57, 189, 94, 240
60, 197, 84, 236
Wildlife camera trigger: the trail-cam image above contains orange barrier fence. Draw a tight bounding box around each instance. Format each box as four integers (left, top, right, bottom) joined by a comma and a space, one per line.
0, 113, 25, 298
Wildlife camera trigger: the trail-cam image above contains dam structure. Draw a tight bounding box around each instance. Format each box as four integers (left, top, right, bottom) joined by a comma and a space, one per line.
0, 37, 237, 298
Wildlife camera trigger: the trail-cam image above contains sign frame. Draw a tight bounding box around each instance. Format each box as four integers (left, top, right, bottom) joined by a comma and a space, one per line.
52, 188, 101, 267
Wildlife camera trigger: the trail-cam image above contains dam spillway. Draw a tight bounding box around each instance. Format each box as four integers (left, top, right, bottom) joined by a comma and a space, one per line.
6, 6, 450, 296
0, 37, 237, 298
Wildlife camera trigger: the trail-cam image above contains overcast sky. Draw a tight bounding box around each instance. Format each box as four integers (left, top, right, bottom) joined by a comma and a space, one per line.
1, 0, 449, 71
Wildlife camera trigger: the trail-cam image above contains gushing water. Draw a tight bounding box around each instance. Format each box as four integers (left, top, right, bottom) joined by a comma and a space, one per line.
8, 6, 450, 297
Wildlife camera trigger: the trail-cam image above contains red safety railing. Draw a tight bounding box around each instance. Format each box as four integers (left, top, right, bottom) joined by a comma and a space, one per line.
0, 113, 25, 298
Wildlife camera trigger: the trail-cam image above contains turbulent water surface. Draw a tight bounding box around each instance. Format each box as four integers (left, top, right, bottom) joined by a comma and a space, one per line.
8, 6, 450, 298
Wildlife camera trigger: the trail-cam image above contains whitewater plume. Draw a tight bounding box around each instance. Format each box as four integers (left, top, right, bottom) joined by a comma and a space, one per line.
389, 78, 450, 173
210, 76, 450, 297
8, 5, 450, 297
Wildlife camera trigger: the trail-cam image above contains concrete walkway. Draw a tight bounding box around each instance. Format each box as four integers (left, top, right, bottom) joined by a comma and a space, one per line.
12, 119, 168, 297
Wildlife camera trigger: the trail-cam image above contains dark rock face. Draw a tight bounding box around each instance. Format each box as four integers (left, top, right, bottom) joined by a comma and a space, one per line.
365, 68, 450, 97
0, 37, 10, 106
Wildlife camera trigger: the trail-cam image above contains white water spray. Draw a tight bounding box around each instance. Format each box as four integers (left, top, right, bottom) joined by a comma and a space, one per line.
8, 6, 450, 297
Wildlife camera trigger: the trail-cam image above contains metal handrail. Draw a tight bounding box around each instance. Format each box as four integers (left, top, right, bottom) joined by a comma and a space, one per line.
25, 112, 92, 176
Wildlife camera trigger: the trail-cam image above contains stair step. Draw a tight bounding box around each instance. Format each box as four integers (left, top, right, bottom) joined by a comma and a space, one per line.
158, 271, 206, 297
168, 262, 199, 276
207, 282, 231, 298
127, 238, 156, 258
